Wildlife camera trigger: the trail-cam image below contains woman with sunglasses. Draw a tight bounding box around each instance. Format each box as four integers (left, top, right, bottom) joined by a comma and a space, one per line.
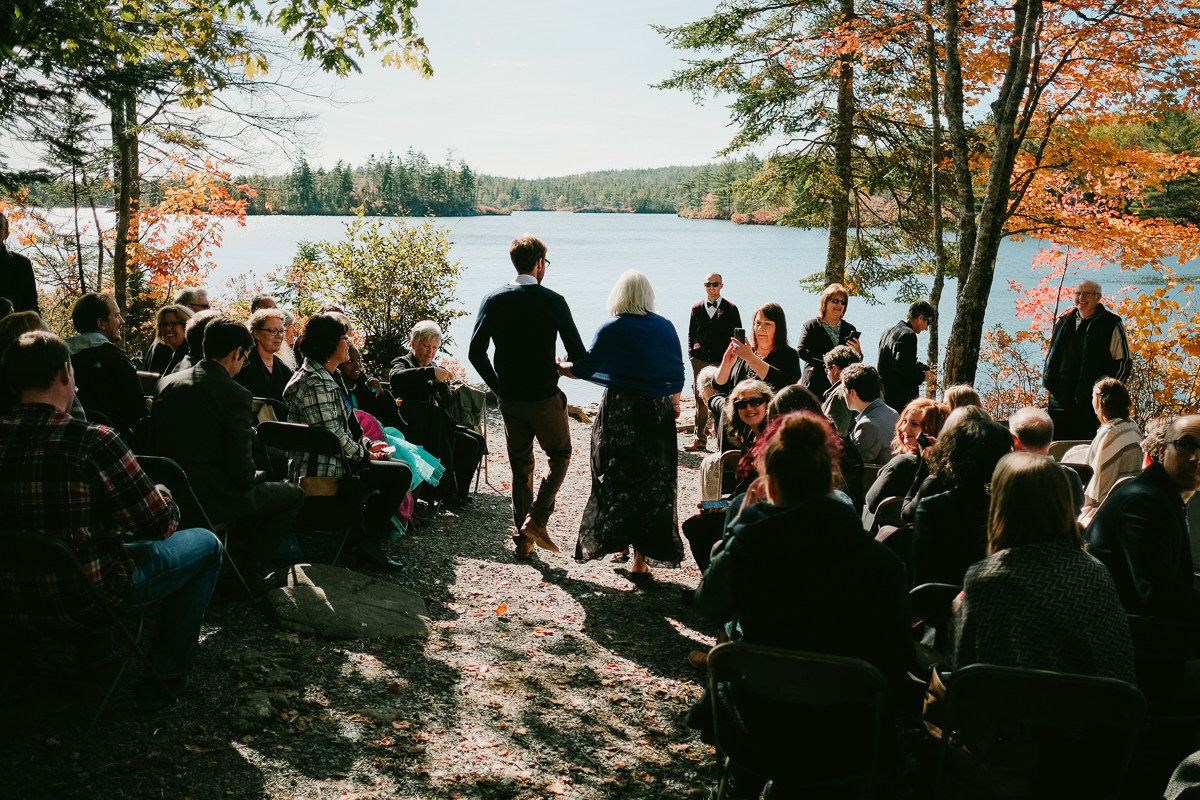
712, 302, 801, 396
699, 380, 775, 501
796, 283, 861, 399
236, 307, 294, 403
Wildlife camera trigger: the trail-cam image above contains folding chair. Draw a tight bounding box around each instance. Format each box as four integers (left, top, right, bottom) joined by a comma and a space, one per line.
136, 456, 255, 602
708, 642, 889, 799
1048, 440, 1092, 462
250, 396, 289, 425
718, 450, 744, 496
863, 495, 903, 534
136, 371, 161, 397
910, 583, 962, 668
0, 531, 175, 738
934, 664, 1145, 799
256, 421, 412, 565
861, 463, 887, 494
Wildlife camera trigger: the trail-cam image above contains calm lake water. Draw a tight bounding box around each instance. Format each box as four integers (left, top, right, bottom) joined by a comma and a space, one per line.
209, 212, 1157, 405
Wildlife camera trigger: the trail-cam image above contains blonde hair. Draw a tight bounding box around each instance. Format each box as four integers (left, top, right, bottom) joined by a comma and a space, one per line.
0, 311, 47, 353
987, 452, 1083, 555
943, 384, 983, 411
154, 304, 194, 344
606, 270, 655, 316
722, 379, 773, 449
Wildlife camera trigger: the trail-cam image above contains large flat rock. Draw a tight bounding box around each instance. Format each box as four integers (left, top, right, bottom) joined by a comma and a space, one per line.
267, 563, 432, 640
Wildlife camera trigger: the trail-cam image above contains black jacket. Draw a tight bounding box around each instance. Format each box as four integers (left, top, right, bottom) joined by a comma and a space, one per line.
0, 244, 39, 314
796, 317, 859, 398
140, 340, 188, 376
911, 486, 990, 588
1085, 462, 1199, 620
151, 361, 267, 524
877, 320, 927, 412
388, 353, 446, 405
712, 347, 802, 395
687, 298, 742, 363
70, 339, 147, 437
468, 282, 587, 402
1043, 305, 1132, 408
234, 347, 293, 403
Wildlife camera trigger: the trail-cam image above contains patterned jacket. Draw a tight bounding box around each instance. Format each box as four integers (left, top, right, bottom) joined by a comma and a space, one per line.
0, 403, 179, 627
283, 359, 370, 479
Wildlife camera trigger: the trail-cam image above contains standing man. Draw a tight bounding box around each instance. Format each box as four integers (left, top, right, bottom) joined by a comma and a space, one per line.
1043, 280, 1132, 441
877, 300, 935, 413
0, 211, 39, 314
469, 234, 588, 557
685, 273, 741, 451
173, 287, 211, 314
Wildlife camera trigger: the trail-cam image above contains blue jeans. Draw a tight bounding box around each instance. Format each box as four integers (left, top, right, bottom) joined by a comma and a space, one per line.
125, 528, 223, 683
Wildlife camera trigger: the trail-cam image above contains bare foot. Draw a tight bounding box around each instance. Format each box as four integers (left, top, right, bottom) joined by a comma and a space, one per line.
631, 550, 651, 575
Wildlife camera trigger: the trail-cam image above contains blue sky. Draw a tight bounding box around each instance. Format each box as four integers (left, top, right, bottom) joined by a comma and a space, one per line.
295, 0, 744, 177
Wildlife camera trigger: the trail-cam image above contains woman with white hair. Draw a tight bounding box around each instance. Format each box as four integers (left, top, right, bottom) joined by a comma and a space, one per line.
559, 270, 686, 580
388, 319, 486, 508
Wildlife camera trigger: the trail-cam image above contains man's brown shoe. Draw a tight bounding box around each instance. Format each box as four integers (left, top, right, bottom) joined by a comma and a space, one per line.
688, 650, 709, 670
683, 439, 707, 452
519, 517, 560, 553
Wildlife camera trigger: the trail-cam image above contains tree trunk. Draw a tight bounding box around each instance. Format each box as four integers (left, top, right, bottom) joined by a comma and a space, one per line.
942, 0, 976, 300
824, 0, 855, 287
127, 93, 139, 289
943, 0, 1042, 386
925, 0, 948, 397
110, 93, 132, 313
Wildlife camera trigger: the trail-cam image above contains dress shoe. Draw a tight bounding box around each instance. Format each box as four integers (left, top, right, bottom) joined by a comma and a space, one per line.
519, 517, 559, 553
688, 650, 709, 670
683, 439, 707, 452
513, 534, 535, 559
357, 539, 403, 571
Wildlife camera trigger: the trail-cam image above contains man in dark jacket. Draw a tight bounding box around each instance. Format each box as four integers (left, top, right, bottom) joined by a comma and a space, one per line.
686, 273, 741, 450
0, 212, 40, 314
1043, 280, 1132, 440
151, 317, 304, 586
469, 234, 587, 555
66, 293, 147, 440
1087, 414, 1200, 620
876, 300, 934, 413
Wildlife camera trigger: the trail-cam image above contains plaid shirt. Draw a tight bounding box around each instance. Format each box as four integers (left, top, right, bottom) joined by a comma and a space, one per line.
283, 360, 369, 479
0, 403, 179, 627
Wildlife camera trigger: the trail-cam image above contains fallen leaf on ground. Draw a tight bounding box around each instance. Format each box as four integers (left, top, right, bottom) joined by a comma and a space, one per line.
495, 604, 507, 615
546, 783, 568, 795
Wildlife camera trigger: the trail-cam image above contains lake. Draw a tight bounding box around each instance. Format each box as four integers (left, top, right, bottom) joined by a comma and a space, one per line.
209, 212, 1154, 405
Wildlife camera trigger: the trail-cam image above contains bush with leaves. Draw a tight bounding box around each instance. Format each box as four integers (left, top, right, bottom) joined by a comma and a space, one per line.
280, 216, 466, 376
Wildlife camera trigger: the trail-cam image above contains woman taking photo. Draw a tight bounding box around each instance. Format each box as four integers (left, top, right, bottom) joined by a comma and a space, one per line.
283, 313, 409, 571
559, 270, 686, 579
141, 304, 193, 375
712, 302, 801, 395
699, 380, 775, 501
796, 283, 861, 398
236, 307, 293, 403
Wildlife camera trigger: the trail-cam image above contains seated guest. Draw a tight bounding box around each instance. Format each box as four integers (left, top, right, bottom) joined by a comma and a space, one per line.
699, 379, 773, 501
690, 412, 912, 797
173, 286, 211, 314
1086, 415, 1200, 620
1079, 377, 1143, 524
911, 407, 1012, 586
796, 282, 861, 398
1142, 414, 1176, 468
340, 344, 403, 429
0, 331, 222, 710
66, 292, 147, 439
284, 313, 407, 570
712, 302, 801, 395
235, 307, 293, 404
166, 309, 220, 377
0, 296, 12, 319
766, 384, 823, 419
151, 318, 305, 590
388, 320, 485, 507
951, 452, 1136, 682
821, 343, 861, 436
693, 364, 721, 449
943, 384, 983, 411
841, 363, 899, 464
864, 398, 950, 516
0, 311, 48, 413
1008, 406, 1085, 516
249, 293, 276, 312
140, 304, 193, 375
278, 308, 298, 369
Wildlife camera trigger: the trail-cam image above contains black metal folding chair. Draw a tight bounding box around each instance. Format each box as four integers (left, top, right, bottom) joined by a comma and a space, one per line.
136, 455, 255, 602
707, 642, 889, 799
0, 531, 175, 738
251, 397, 289, 424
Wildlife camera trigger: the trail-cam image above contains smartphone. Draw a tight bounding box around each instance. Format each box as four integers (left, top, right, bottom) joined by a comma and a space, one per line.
701, 499, 730, 510
733, 327, 746, 344
916, 432, 931, 448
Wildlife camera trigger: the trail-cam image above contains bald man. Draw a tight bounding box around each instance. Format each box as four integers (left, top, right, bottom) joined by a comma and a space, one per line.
686, 273, 741, 450
1043, 280, 1132, 440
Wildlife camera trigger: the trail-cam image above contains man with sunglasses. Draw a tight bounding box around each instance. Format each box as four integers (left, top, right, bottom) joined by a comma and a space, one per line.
686, 273, 741, 451
1087, 415, 1200, 622
1044, 280, 1132, 440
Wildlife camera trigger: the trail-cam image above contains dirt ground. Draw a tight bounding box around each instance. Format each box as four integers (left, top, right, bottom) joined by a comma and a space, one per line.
0, 400, 725, 800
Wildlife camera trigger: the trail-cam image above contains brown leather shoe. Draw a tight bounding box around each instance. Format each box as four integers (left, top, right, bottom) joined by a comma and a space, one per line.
519, 517, 560, 553
688, 650, 709, 670
513, 533, 535, 559
683, 439, 707, 452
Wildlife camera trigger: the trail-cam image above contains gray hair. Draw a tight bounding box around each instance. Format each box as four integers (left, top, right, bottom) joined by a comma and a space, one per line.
697, 365, 719, 394
247, 307, 285, 332
410, 319, 442, 345
606, 270, 655, 316
173, 287, 208, 306
280, 308, 296, 327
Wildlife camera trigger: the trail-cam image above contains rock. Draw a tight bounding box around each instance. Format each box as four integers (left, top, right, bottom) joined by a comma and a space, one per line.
267, 563, 432, 641
566, 404, 592, 424
228, 691, 289, 733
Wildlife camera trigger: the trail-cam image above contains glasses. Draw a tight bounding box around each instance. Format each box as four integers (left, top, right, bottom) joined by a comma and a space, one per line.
733, 396, 767, 411
1073, 292, 1099, 299
1167, 439, 1199, 455
158, 321, 184, 329
704, 282, 721, 288
258, 327, 285, 336
543, 258, 550, 266
829, 298, 846, 305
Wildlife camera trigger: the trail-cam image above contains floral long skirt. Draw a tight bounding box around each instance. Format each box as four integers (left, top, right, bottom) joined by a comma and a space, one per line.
575, 387, 684, 569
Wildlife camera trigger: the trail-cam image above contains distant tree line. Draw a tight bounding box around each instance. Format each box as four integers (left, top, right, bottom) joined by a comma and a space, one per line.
474, 166, 703, 212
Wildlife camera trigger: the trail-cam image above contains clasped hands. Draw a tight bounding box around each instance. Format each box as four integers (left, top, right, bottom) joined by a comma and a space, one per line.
556, 357, 577, 379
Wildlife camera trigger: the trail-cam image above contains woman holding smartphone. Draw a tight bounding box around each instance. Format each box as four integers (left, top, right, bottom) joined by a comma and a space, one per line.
796, 283, 861, 398
712, 302, 801, 395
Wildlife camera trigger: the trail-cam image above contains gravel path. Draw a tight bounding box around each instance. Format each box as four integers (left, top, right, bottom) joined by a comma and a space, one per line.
1, 399, 724, 799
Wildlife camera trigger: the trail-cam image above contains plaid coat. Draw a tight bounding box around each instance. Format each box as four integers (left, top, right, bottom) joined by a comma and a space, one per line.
283, 360, 370, 479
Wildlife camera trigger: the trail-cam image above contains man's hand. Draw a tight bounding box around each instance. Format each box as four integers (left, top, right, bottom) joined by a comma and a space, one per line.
433, 366, 452, 383
556, 357, 577, 379
155, 484, 174, 503
671, 393, 682, 419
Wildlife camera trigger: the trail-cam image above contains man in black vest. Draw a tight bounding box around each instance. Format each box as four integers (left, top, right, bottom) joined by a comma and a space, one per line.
469, 234, 587, 557
685, 273, 741, 450
1043, 280, 1132, 440
0, 211, 40, 314
877, 300, 934, 413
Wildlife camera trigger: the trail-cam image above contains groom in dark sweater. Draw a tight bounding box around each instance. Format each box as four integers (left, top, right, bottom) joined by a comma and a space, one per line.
469, 234, 587, 556
686, 273, 741, 450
